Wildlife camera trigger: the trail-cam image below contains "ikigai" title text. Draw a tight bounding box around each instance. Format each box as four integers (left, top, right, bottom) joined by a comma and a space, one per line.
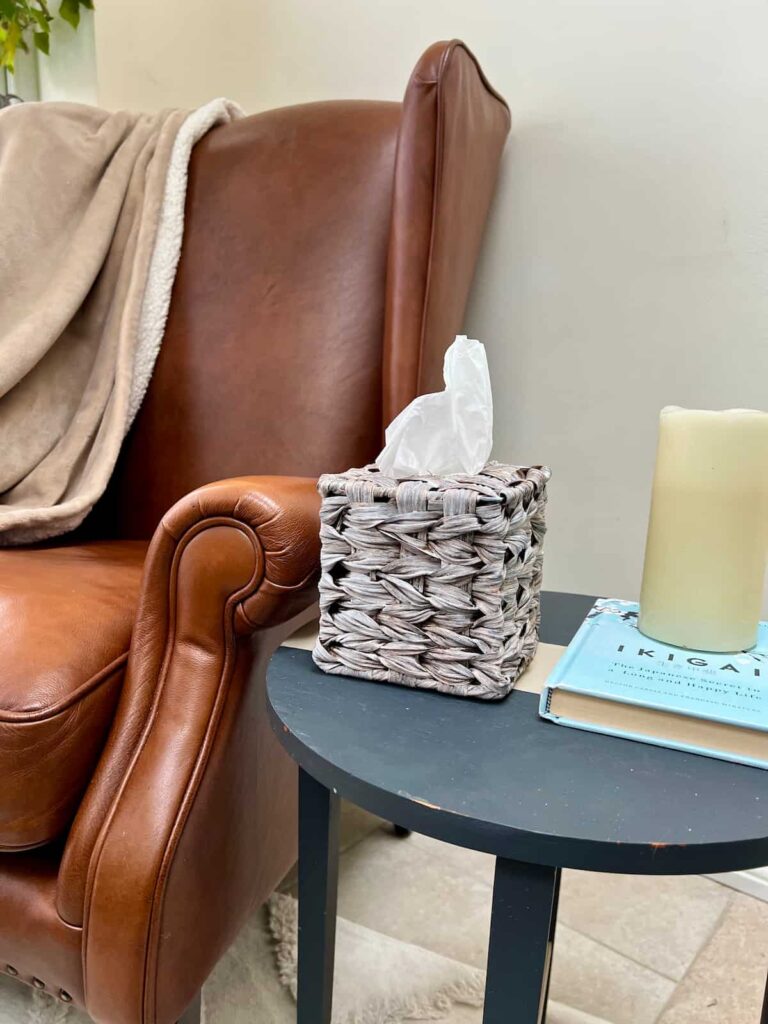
616, 645, 762, 676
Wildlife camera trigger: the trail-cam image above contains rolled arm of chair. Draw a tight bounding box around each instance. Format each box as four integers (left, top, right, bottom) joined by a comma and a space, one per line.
158, 475, 322, 631
68, 477, 320, 1024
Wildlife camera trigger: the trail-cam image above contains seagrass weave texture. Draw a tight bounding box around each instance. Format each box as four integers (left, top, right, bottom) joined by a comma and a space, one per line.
313, 462, 551, 700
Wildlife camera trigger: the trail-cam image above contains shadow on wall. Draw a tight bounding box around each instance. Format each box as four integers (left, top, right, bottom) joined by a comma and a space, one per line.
466, 116, 768, 601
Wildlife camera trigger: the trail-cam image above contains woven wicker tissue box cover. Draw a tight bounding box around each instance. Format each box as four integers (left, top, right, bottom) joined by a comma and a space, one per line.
313, 462, 551, 700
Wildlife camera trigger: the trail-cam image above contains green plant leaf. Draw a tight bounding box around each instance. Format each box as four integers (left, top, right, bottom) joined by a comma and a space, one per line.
0, 17, 21, 71
31, 6, 51, 30
0, 0, 85, 70
58, 0, 79, 28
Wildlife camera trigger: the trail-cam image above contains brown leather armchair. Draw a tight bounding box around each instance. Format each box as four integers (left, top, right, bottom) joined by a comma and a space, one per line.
0, 41, 509, 1024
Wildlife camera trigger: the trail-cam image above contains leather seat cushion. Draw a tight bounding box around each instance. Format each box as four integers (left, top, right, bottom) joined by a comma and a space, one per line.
0, 542, 147, 850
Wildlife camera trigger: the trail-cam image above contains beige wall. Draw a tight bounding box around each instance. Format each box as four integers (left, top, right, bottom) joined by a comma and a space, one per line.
94, 0, 768, 602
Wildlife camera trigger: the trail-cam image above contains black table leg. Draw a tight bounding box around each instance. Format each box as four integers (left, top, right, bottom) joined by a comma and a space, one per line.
761, 970, 768, 1024
539, 868, 561, 1024
298, 768, 340, 1024
483, 858, 560, 1024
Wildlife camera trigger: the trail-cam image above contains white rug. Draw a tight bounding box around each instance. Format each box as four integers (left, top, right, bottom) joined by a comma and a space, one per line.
267, 893, 485, 1023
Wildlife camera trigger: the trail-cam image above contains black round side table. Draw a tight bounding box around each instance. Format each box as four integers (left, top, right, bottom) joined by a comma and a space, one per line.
267, 592, 768, 1024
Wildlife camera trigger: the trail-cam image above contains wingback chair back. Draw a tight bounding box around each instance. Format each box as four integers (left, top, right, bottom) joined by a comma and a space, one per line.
103, 40, 510, 538
0, 41, 509, 1024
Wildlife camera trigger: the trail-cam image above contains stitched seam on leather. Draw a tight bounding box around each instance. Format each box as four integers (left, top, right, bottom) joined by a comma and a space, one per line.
0, 652, 128, 724
81, 526, 184, 958
2, 774, 106, 851
0, 838, 51, 852
0, 661, 125, 856
238, 565, 319, 630
81, 517, 229, 992
142, 619, 239, 1024
75, 515, 260, 929
413, 42, 511, 114
413, 41, 510, 396
414, 42, 448, 395
143, 526, 263, 1024
81, 517, 261, 1012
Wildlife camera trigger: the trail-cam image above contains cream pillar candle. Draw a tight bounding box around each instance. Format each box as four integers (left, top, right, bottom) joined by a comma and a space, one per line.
639, 407, 768, 652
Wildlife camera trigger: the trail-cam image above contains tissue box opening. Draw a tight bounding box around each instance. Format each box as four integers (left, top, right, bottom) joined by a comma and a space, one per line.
313, 462, 551, 700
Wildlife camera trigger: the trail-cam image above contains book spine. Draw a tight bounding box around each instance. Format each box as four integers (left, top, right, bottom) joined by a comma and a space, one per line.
538, 689, 768, 771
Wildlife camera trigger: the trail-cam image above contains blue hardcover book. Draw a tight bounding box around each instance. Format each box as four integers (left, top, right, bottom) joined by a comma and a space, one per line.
539, 599, 768, 769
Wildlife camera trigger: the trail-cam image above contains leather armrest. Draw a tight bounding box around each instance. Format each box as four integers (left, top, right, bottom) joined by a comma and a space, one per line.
61, 477, 320, 1024
158, 475, 321, 632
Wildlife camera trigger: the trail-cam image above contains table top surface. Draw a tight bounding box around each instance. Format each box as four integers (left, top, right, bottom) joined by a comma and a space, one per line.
267, 592, 768, 875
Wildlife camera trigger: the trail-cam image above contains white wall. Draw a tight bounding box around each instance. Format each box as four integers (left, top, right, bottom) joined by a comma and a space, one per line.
38, 11, 97, 104
94, 0, 768, 601
9, 10, 97, 103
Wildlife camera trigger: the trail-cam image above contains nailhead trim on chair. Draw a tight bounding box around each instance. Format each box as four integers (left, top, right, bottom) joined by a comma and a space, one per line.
4, 965, 73, 1003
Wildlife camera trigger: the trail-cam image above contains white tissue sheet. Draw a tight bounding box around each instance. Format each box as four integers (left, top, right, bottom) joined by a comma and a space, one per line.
375, 335, 493, 478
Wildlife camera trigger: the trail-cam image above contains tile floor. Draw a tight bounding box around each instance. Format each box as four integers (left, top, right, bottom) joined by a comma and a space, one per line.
284, 804, 768, 1024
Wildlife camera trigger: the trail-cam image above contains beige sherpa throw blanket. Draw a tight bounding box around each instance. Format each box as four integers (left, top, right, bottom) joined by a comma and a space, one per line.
0, 97, 241, 544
